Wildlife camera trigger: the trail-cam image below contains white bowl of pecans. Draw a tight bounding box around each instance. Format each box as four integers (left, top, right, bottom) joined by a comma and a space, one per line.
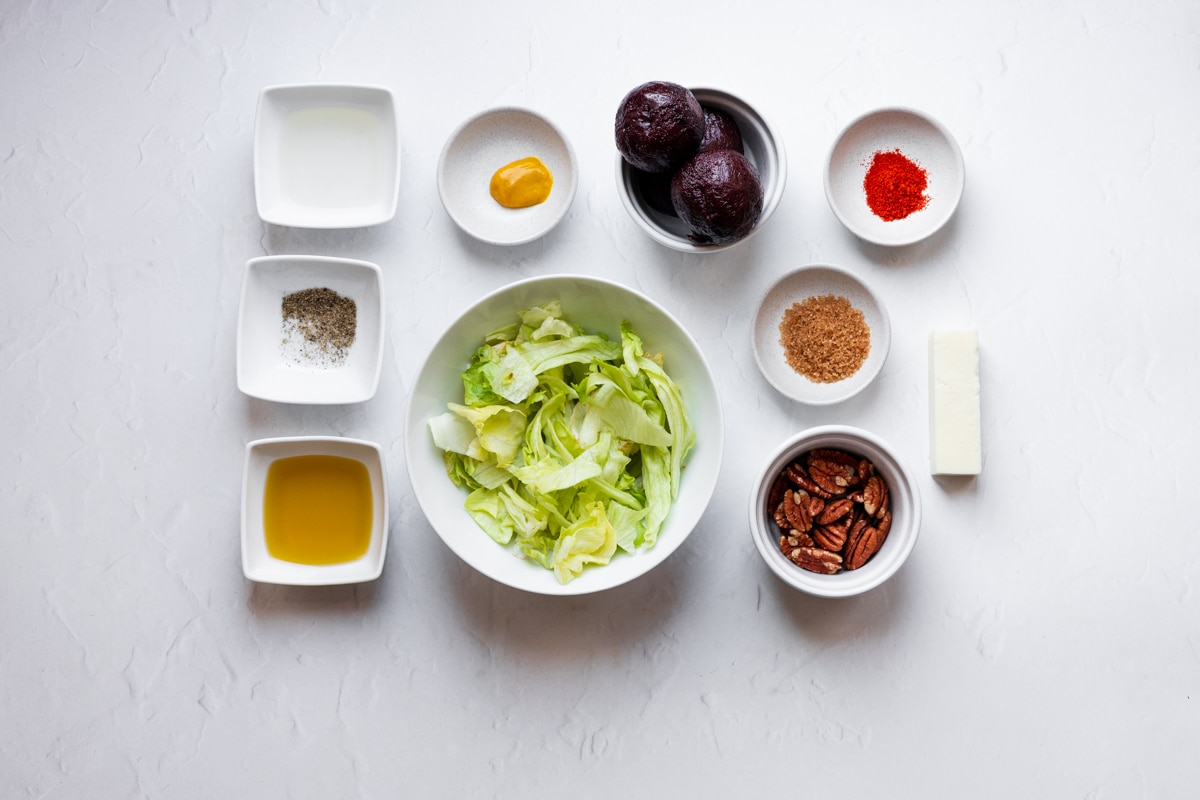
749, 425, 921, 597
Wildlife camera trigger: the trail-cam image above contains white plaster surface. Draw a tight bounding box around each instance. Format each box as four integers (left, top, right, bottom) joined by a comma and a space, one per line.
2, 1, 1197, 797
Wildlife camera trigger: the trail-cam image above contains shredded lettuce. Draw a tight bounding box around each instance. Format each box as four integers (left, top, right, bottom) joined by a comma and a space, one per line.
430, 303, 695, 583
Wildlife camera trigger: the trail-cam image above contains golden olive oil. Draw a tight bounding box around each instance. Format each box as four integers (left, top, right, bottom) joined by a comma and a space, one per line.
263, 454, 372, 565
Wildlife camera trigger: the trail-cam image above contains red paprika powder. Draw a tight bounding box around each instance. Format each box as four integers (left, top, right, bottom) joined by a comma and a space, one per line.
863, 149, 929, 221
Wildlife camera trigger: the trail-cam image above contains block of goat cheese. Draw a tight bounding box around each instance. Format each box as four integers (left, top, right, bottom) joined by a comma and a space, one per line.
929, 330, 981, 475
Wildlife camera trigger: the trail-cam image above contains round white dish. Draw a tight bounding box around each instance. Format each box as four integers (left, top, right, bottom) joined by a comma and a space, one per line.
752, 263, 890, 405
615, 86, 786, 253
749, 425, 920, 598
404, 274, 724, 596
437, 107, 578, 246
824, 107, 964, 246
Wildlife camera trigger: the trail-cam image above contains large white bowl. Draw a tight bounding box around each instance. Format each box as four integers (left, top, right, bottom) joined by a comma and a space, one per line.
236, 255, 385, 405
749, 425, 920, 597
615, 87, 786, 253
405, 274, 724, 595
254, 83, 400, 229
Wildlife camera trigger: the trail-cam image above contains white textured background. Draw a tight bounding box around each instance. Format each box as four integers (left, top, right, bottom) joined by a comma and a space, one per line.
2, 1, 1197, 797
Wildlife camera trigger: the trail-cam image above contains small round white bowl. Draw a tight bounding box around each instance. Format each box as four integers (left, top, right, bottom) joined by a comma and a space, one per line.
437, 107, 578, 246
749, 426, 920, 598
752, 263, 890, 405
404, 274, 724, 596
824, 107, 964, 246
615, 87, 786, 253
242, 436, 389, 586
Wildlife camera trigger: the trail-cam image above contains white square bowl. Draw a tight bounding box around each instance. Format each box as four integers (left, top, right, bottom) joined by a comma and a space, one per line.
254, 83, 400, 228
242, 436, 388, 585
236, 255, 384, 404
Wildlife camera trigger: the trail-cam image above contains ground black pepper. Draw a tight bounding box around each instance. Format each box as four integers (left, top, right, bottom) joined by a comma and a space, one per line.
281, 287, 357, 365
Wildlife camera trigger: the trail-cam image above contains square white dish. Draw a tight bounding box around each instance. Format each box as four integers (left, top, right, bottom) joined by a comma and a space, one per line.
254, 84, 400, 228
242, 436, 388, 585
236, 255, 384, 404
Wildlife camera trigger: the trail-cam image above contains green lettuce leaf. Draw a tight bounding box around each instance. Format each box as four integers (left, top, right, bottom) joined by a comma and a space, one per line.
428, 304, 694, 583
551, 500, 617, 584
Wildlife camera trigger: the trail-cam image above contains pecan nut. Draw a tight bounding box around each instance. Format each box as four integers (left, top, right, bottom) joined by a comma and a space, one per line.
812, 524, 847, 552
809, 450, 860, 488
816, 496, 854, 526
806, 494, 826, 519
844, 525, 884, 571
844, 517, 869, 557
785, 546, 842, 574
781, 532, 815, 549
807, 466, 848, 496
773, 502, 789, 530
785, 463, 832, 499
782, 489, 814, 532
862, 475, 887, 517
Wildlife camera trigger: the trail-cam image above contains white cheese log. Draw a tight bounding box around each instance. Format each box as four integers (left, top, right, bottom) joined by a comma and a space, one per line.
929, 330, 982, 475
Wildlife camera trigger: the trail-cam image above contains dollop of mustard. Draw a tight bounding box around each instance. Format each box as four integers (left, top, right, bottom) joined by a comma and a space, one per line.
489, 157, 553, 208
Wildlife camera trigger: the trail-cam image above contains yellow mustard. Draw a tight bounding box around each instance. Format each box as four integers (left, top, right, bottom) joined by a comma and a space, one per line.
489, 156, 553, 208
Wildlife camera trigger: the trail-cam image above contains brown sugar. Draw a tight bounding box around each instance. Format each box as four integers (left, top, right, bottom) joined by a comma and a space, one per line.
778, 294, 870, 383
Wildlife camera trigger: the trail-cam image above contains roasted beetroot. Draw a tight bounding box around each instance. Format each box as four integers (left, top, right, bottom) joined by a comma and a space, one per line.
670, 149, 763, 244
615, 81, 705, 174
699, 107, 744, 154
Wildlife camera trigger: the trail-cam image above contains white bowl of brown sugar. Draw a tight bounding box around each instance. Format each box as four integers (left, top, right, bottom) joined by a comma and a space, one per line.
237, 255, 385, 404
751, 264, 890, 405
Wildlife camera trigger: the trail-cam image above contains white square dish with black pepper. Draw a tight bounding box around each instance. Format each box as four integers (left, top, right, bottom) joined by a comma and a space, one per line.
236, 255, 385, 404
749, 425, 921, 597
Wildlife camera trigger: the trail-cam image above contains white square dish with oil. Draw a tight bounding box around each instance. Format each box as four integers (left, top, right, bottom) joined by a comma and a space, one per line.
241, 436, 388, 585
254, 83, 400, 228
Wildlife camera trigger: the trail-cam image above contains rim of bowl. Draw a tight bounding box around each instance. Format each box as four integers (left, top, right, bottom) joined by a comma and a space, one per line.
748, 425, 921, 597
823, 106, 964, 247
614, 86, 787, 254
436, 106, 579, 246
